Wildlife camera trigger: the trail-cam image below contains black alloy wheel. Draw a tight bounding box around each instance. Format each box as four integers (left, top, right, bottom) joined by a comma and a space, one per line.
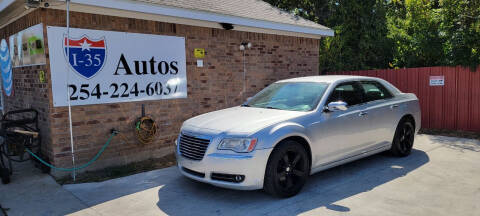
264, 140, 309, 198
390, 120, 415, 157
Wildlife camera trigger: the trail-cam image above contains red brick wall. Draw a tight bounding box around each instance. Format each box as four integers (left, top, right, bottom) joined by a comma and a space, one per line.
1, 8, 320, 177
0, 10, 52, 159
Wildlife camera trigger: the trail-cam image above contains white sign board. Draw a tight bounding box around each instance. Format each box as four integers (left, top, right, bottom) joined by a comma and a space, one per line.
47, 26, 187, 107
9, 23, 46, 67
429, 76, 444, 86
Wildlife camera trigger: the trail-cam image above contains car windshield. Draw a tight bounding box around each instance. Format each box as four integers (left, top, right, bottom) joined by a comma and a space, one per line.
245, 82, 329, 111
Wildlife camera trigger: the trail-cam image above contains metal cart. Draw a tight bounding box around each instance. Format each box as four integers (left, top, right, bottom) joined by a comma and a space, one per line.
0, 109, 50, 184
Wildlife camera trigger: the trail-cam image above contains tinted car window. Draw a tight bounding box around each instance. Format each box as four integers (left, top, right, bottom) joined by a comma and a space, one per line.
359, 81, 393, 102
326, 82, 364, 106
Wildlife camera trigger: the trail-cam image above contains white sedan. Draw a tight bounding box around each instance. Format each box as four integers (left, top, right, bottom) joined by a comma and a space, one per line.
175, 75, 421, 197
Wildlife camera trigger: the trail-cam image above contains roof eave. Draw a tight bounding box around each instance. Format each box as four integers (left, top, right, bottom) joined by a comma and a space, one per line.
70, 0, 334, 38
0, 0, 15, 12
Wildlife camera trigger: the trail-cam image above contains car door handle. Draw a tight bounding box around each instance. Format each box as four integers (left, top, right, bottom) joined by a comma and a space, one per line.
390, 104, 399, 109
358, 111, 368, 117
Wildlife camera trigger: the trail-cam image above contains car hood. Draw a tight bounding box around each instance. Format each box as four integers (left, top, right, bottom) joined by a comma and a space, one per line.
182, 106, 307, 135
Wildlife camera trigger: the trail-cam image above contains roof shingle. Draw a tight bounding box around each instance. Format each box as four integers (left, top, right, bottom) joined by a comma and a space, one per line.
135, 0, 330, 30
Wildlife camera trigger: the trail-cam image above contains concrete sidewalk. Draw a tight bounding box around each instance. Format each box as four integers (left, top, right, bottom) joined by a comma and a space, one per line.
1, 134, 480, 216
0, 159, 96, 216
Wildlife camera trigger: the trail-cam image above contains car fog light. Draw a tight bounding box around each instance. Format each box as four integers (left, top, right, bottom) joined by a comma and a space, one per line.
211, 173, 245, 183
235, 175, 244, 182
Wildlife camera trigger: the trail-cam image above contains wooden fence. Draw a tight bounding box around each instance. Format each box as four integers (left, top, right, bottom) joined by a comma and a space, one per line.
328, 66, 480, 132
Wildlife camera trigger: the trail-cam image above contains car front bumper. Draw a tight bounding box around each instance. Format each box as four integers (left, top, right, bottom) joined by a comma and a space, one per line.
175, 143, 273, 190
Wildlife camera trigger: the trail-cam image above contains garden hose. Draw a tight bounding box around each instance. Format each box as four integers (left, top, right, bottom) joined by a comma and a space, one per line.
135, 116, 157, 145
20, 116, 157, 172
25, 130, 118, 171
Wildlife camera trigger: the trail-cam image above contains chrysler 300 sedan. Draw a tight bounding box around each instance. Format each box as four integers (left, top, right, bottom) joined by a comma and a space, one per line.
175, 75, 421, 197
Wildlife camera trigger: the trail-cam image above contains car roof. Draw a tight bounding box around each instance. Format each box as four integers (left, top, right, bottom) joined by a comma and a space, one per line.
276, 75, 402, 95
276, 75, 375, 84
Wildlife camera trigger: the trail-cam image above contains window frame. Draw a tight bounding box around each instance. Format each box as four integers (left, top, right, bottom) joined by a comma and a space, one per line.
325, 81, 366, 108
358, 80, 394, 103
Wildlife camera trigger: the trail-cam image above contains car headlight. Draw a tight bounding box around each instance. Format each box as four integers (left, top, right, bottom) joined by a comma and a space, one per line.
218, 138, 258, 153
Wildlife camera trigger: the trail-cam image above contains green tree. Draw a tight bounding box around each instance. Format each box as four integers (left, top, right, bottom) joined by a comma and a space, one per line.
387, 0, 446, 68
265, 0, 393, 73
319, 0, 393, 72
265, 0, 480, 71
440, 0, 480, 69
264, 0, 332, 24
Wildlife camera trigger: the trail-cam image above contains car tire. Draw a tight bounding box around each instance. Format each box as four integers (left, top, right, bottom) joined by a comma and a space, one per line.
390, 120, 415, 157
264, 140, 309, 198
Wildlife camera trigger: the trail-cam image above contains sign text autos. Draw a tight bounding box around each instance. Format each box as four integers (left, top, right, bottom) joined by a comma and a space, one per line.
114, 54, 179, 75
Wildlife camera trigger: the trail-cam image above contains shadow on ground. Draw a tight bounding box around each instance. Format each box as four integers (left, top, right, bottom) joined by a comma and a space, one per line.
155, 149, 429, 215
425, 135, 480, 152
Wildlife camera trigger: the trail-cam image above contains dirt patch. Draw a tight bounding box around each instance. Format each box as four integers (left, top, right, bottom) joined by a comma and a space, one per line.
57, 153, 176, 184
419, 128, 480, 140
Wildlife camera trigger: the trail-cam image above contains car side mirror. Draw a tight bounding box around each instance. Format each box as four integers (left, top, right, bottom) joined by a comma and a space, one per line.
326, 101, 348, 112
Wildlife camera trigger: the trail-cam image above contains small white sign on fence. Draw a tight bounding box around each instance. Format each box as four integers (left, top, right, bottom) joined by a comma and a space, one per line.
429, 76, 444, 86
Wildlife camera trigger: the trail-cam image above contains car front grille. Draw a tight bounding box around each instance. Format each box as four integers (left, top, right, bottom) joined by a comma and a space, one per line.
179, 133, 210, 160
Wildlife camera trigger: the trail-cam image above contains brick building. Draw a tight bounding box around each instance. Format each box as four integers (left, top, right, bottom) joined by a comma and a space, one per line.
0, 0, 333, 177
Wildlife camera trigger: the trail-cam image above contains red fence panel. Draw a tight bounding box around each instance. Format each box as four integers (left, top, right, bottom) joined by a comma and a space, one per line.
406, 68, 419, 96
328, 66, 480, 132
367, 70, 377, 77
456, 67, 471, 131
471, 67, 480, 131
377, 69, 387, 81
417, 68, 431, 129
397, 68, 408, 92
443, 67, 457, 130
429, 67, 444, 129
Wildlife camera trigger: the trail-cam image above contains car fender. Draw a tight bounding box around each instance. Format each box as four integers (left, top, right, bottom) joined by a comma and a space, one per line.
391, 94, 421, 134
255, 121, 311, 150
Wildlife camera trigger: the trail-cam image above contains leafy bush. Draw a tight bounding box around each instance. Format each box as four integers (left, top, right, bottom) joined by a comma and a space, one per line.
264, 0, 480, 71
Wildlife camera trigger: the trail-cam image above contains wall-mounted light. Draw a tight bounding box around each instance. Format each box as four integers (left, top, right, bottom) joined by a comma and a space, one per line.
239, 42, 252, 51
